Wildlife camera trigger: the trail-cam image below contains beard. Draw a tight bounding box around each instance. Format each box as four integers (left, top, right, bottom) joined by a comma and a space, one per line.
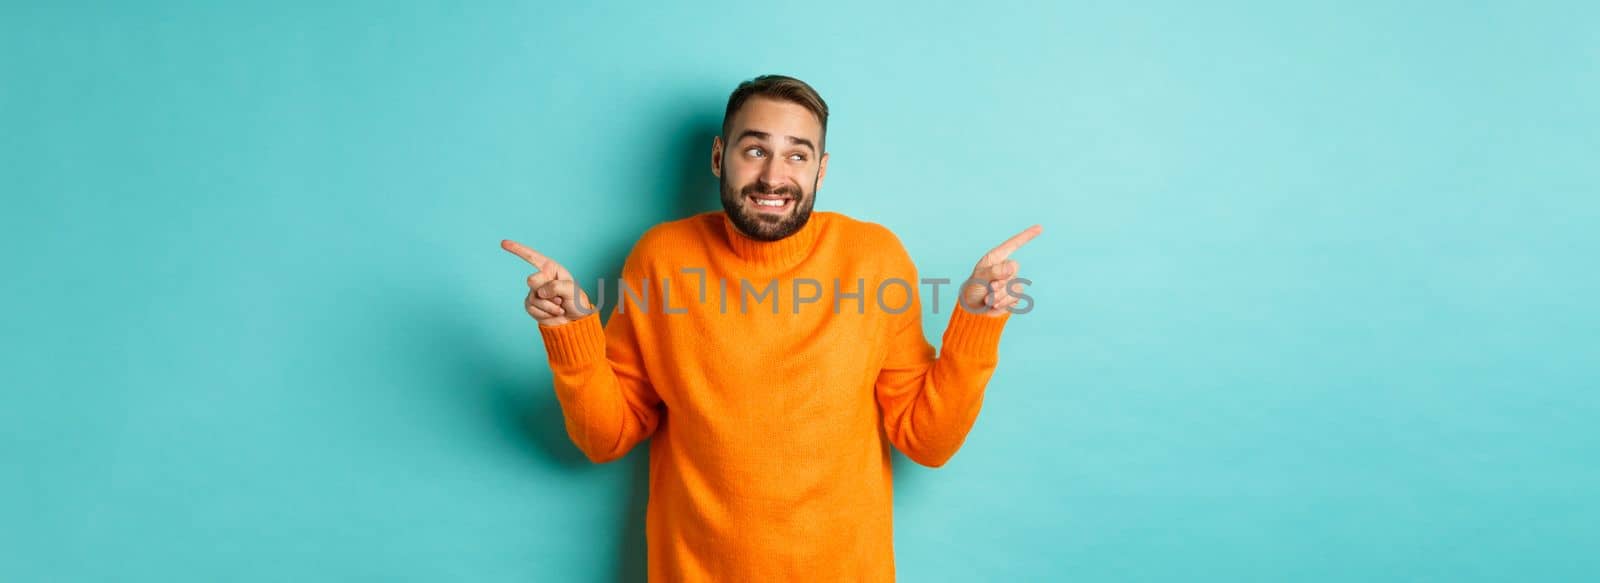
719, 172, 818, 242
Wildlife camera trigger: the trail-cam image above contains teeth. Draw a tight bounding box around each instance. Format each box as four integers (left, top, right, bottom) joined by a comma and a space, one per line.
755, 198, 786, 207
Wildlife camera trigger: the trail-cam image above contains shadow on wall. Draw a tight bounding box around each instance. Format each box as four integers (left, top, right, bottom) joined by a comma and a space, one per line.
509, 102, 722, 583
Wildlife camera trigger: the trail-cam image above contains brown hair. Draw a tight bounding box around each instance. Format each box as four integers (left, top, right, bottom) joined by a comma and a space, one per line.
722, 74, 830, 152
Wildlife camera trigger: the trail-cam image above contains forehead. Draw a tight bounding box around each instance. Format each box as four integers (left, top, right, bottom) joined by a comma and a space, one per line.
729, 97, 823, 142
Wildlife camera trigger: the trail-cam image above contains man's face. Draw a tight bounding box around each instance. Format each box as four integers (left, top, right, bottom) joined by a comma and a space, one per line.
713, 97, 829, 242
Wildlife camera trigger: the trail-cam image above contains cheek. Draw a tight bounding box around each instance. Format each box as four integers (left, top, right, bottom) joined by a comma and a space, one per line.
734, 165, 771, 186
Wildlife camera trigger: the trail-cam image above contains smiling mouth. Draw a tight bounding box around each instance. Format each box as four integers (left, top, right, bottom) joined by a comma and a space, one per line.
746, 194, 794, 212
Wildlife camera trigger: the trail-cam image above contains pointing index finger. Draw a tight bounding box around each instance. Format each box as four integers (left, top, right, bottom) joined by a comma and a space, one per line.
501, 239, 558, 273
986, 224, 1043, 262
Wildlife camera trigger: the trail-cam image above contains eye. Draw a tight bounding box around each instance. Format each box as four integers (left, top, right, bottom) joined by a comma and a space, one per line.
745, 147, 765, 158
789, 153, 806, 162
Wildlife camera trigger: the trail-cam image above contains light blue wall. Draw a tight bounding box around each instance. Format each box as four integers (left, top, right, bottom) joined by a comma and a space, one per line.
4, 1, 1596, 581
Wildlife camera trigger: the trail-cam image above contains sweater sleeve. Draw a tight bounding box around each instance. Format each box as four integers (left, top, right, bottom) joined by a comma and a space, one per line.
874, 249, 1011, 468
537, 258, 663, 464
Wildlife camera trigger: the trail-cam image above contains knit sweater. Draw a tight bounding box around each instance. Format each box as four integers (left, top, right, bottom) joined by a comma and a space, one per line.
536, 210, 1010, 582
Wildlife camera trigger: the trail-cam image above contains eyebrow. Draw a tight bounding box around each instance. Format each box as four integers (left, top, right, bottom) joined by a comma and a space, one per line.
735, 129, 817, 154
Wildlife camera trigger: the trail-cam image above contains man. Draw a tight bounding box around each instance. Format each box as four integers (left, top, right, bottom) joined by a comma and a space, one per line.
501, 74, 1039, 581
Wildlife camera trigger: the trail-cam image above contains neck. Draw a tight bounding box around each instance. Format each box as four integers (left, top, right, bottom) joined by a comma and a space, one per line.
720, 212, 823, 269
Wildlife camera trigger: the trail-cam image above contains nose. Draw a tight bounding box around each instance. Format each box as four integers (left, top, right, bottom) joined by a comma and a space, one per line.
759, 158, 787, 189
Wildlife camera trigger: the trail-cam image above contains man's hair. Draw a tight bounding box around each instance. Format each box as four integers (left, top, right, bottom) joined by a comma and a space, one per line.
721, 74, 829, 152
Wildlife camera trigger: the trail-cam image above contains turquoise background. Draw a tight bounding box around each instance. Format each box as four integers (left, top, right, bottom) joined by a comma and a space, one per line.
4, 1, 1596, 581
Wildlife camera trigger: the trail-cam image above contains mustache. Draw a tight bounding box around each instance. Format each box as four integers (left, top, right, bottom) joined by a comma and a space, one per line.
741, 180, 802, 198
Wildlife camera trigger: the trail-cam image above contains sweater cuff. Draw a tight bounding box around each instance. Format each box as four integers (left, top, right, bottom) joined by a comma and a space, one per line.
537, 313, 606, 367
941, 304, 1011, 359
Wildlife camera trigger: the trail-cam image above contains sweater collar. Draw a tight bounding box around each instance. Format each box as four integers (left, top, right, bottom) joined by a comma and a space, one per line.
720, 211, 824, 269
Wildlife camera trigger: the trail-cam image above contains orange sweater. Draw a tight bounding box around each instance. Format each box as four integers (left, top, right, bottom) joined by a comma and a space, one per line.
537, 210, 1010, 582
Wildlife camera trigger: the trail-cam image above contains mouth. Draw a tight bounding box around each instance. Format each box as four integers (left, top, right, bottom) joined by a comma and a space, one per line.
745, 194, 795, 213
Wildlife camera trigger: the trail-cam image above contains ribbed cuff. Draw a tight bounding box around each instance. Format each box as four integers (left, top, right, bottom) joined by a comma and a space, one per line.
941, 304, 1011, 359
537, 313, 606, 366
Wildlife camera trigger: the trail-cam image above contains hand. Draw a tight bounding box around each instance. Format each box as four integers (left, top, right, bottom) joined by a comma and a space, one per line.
501, 239, 595, 327
960, 225, 1042, 317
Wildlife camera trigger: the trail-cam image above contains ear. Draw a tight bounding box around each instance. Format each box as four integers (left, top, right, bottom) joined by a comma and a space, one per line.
815, 151, 830, 191
711, 135, 724, 178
